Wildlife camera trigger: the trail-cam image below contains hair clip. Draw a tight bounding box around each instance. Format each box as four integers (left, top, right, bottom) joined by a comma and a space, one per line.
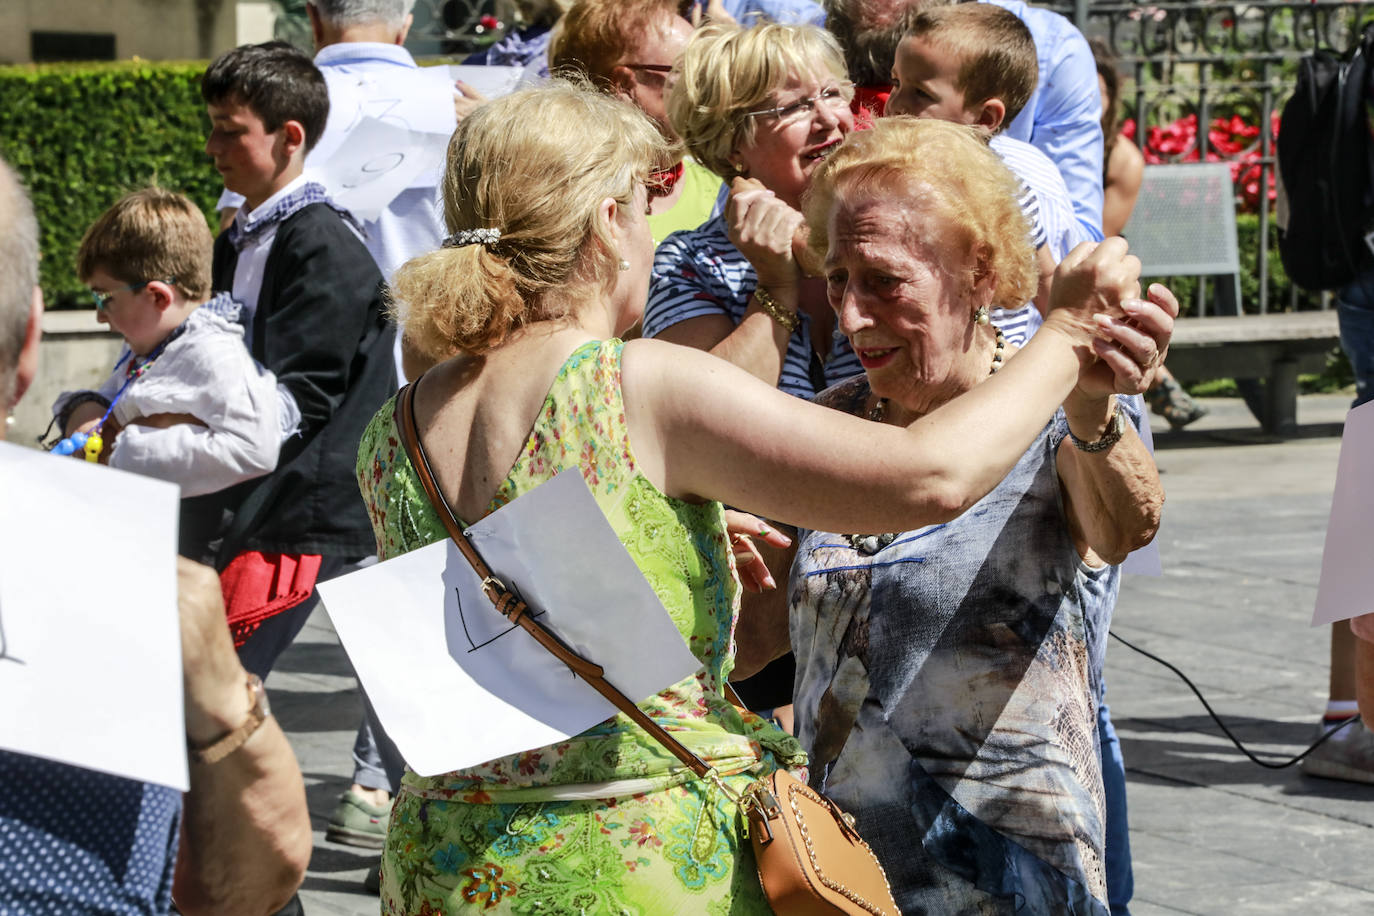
442, 228, 502, 249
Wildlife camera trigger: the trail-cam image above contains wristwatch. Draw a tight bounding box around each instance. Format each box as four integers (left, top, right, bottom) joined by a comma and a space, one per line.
189, 673, 271, 764
1067, 396, 1126, 453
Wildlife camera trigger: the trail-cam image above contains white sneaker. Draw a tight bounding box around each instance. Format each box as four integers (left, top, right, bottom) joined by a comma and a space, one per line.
1299, 718, 1374, 784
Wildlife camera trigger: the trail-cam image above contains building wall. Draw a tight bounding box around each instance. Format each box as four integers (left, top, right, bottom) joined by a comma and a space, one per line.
0, 0, 261, 64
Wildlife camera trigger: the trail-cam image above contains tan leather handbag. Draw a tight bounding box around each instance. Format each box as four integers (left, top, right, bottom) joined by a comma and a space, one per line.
395, 380, 899, 916
742, 768, 899, 915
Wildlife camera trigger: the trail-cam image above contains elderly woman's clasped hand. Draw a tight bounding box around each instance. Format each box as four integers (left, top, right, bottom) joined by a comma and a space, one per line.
1042, 238, 1179, 398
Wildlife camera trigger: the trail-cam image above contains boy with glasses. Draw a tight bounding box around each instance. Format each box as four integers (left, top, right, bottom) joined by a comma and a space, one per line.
52, 187, 284, 499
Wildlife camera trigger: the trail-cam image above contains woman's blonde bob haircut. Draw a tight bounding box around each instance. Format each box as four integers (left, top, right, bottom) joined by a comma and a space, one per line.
392, 80, 669, 358
804, 117, 1037, 310
668, 22, 849, 180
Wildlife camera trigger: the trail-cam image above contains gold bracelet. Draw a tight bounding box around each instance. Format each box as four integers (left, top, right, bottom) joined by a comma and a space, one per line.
752, 286, 798, 333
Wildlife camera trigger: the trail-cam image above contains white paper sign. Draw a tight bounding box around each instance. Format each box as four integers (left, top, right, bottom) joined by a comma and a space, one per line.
309, 116, 446, 222
0, 442, 186, 791
321, 470, 702, 777
447, 65, 525, 99
1313, 400, 1374, 626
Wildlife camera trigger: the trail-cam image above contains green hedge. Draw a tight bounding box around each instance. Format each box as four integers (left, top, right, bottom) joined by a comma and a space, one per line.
0, 61, 219, 308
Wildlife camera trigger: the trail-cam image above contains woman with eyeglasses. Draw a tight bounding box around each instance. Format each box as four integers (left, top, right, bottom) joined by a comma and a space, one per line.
645, 22, 859, 399
642, 21, 861, 724
548, 0, 725, 244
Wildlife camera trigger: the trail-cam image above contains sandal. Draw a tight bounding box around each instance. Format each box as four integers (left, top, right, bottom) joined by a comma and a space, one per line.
1148, 377, 1209, 429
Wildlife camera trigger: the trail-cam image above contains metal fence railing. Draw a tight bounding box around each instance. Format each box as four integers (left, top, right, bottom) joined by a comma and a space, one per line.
1045, 0, 1374, 314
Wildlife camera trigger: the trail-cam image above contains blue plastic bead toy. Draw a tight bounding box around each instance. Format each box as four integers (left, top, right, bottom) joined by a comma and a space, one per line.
51, 431, 90, 457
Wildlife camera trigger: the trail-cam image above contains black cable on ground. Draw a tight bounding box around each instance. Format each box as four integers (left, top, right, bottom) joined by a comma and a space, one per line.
1108, 630, 1356, 769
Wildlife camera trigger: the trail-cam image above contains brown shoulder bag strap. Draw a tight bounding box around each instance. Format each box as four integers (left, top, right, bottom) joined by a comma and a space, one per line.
393, 379, 713, 779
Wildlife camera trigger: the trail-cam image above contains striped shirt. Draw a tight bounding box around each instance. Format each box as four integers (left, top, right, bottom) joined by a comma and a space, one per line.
990, 304, 1043, 345
1015, 178, 1049, 252
992, 134, 1090, 261
645, 214, 863, 399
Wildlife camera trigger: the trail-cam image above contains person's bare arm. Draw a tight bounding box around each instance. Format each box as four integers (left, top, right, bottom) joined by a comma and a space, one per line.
626, 241, 1151, 536
172, 559, 311, 916
1102, 140, 1145, 238
62, 401, 108, 436
653, 179, 804, 386
1033, 243, 1056, 317
1057, 284, 1176, 564
724, 511, 795, 680
655, 309, 797, 386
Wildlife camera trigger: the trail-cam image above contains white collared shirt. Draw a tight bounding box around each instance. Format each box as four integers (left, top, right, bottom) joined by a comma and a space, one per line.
228, 174, 309, 438
230, 173, 310, 338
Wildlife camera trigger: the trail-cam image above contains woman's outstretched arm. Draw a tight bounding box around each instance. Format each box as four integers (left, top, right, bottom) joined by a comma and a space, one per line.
624, 239, 1155, 537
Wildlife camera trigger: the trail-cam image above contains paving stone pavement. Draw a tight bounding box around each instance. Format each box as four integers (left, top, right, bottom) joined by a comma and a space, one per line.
270, 392, 1374, 916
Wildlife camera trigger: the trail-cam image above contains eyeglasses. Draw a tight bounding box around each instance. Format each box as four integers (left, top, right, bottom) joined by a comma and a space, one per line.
622, 63, 676, 85
744, 82, 855, 126
89, 278, 175, 311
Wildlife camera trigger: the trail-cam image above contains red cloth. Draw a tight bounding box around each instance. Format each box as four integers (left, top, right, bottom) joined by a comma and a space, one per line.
649, 160, 687, 198
220, 550, 323, 648
852, 85, 890, 121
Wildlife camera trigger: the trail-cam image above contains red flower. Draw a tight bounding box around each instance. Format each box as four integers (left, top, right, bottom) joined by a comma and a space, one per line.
479, 14, 500, 29
1131, 110, 1278, 213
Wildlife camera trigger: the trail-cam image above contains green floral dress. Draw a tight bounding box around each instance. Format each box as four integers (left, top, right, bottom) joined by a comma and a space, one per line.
356, 339, 805, 914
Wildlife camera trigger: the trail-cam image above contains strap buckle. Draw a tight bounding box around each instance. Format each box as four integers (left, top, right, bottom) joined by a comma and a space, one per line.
480, 575, 507, 602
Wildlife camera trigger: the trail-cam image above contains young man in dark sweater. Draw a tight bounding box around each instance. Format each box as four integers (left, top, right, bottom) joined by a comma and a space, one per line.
195, 41, 395, 678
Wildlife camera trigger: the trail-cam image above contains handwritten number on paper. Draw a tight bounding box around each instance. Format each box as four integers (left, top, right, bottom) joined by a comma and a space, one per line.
340, 152, 407, 190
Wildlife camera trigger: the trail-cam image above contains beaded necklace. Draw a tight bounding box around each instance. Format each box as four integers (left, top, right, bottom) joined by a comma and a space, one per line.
848, 326, 1006, 553
50, 327, 185, 461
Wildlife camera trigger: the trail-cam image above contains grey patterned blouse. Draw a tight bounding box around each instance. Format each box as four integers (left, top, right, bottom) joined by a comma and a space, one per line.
790, 376, 1112, 916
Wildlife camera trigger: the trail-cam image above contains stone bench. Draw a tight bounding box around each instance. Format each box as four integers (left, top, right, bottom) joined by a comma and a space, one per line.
1164, 311, 1341, 435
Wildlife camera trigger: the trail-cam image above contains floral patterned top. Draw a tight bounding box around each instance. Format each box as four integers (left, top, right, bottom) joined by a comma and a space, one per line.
356, 339, 804, 802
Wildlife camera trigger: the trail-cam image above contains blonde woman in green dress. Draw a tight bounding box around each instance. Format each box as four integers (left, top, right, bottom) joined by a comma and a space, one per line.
358, 80, 1172, 914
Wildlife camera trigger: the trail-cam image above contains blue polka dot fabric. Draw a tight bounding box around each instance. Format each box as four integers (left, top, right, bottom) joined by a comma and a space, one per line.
0, 750, 180, 915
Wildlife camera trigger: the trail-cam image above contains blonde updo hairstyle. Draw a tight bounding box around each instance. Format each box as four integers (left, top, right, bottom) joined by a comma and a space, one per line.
804, 118, 1036, 310
667, 22, 851, 180
392, 80, 669, 359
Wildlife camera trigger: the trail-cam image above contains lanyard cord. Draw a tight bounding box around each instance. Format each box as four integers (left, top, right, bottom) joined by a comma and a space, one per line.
48, 326, 183, 460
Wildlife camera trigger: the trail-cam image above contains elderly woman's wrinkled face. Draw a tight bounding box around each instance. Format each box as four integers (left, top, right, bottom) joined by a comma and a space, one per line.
825, 189, 993, 413
729, 67, 855, 208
